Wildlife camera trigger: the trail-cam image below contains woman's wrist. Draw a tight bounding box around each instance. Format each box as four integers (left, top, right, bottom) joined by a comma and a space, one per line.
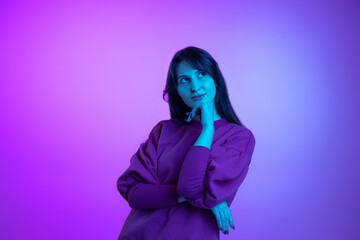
194, 126, 215, 149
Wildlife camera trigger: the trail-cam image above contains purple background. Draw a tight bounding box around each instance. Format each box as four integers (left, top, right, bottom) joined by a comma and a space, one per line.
1, 0, 359, 239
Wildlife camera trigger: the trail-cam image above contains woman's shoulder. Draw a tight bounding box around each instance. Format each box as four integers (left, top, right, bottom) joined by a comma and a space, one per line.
233, 124, 253, 135
157, 118, 183, 128
149, 119, 180, 135
218, 119, 253, 134
228, 124, 255, 142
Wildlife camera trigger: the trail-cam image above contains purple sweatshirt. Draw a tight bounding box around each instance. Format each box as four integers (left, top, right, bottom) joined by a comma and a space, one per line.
117, 117, 256, 240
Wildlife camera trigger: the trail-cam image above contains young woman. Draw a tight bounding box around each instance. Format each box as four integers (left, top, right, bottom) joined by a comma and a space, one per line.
117, 46, 256, 240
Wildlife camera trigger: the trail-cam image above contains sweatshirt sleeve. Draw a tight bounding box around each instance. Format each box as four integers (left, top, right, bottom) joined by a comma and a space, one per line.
117, 121, 179, 209
177, 128, 256, 209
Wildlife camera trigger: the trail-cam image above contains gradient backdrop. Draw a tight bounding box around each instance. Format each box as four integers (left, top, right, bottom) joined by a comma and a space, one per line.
1, 0, 359, 239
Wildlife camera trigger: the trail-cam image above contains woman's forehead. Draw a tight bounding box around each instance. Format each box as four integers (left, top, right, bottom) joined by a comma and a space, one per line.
176, 61, 201, 75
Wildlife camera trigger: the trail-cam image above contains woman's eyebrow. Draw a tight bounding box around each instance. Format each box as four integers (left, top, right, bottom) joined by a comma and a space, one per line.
177, 70, 201, 79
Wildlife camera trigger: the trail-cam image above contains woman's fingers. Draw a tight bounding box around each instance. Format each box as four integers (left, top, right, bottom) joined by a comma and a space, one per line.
220, 201, 234, 234
185, 107, 197, 120
214, 208, 226, 234
223, 203, 234, 232
218, 209, 227, 234
214, 210, 223, 233
229, 209, 235, 230
227, 211, 231, 233
192, 107, 199, 118
211, 201, 235, 235
222, 208, 230, 234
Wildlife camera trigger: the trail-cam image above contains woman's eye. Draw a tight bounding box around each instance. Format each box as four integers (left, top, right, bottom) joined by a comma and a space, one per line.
179, 72, 205, 83
179, 78, 188, 83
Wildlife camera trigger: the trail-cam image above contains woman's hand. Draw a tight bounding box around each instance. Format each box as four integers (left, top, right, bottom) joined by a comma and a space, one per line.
178, 195, 234, 234
185, 99, 215, 127
210, 201, 235, 235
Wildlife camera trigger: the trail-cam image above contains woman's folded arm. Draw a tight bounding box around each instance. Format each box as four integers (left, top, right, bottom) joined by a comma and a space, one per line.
127, 182, 180, 209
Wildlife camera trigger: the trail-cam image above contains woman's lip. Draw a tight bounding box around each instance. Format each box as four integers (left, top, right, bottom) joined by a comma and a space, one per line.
192, 94, 205, 100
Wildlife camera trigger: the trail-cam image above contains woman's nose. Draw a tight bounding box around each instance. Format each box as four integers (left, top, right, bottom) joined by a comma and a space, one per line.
190, 79, 200, 91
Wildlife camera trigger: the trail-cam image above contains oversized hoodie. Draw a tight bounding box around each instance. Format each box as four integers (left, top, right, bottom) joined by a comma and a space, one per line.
117, 117, 256, 240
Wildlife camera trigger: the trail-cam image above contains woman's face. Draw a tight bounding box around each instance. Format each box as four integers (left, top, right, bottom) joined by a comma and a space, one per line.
176, 61, 217, 109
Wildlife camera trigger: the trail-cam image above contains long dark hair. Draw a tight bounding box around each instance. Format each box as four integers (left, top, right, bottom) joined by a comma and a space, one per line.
162, 46, 245, 127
